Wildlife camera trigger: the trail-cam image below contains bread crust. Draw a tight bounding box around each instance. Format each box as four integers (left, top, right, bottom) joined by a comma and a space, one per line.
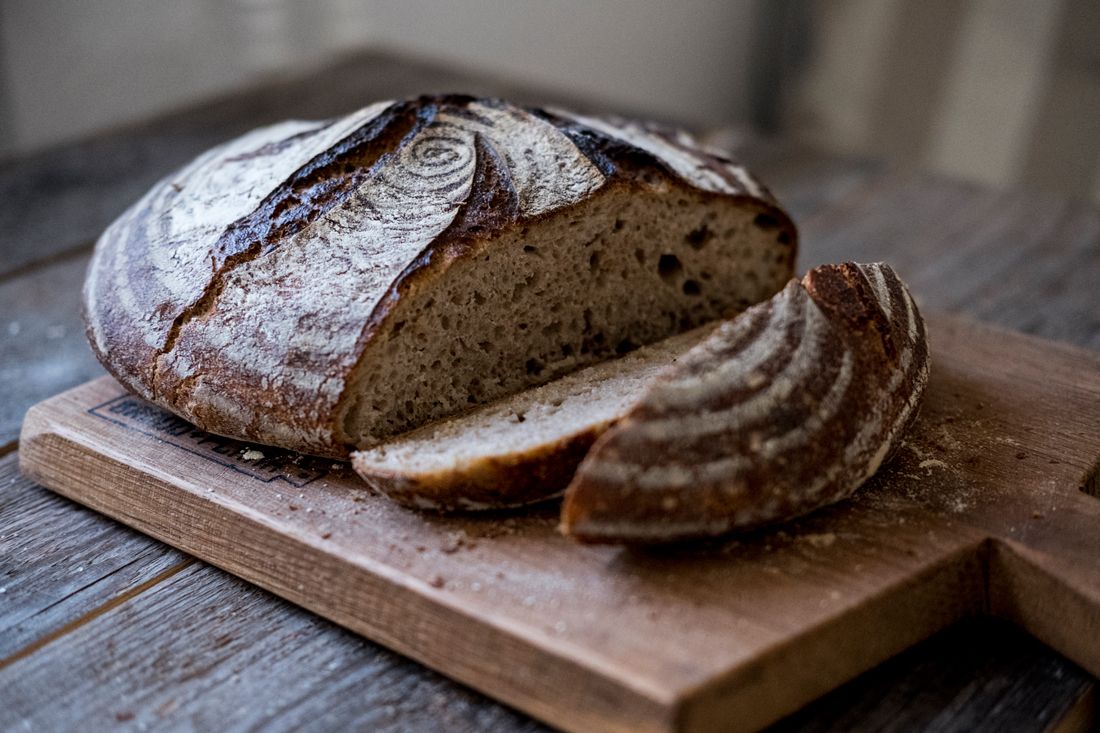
352, 422, 605, 511
560, 262, 930, 543
83, 95, 795, 457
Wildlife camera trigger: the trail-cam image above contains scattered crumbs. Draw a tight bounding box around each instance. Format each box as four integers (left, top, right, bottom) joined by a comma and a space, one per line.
296, 583, 304, 591
0, 587, 6, 594
801, 533, 836, 549
440, 530, 473, 554
1015, 451, 1027, 460
495, 571, 505, 580
75, 566, 84, 573
415, 545, 427, 553
288, 504, 300, 511
115, 711, 135, 723
918, 459, 949, 471
553, 621, 567, 634
321, 532, 332, 540
429, 575, 445, 589
950, 498, 970, 513
242, 449, 265, 461
325, 660, 340, 672
1031, 510, 1044, 519
305, 507, 313, 514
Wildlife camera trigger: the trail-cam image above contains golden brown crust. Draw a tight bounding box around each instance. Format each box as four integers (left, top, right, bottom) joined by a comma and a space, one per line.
352, 425, 604, 511
561, 262, 930, 543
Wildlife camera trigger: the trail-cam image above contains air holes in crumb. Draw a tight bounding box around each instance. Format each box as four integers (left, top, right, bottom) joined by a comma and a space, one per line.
514, 412, 526, 423
473, 291, 486, 305
391, 320, 405, 336
616, 339, 638, 354
682, 280, 702, 296
440, 315, 451, 330
589, 251, 600, 272
614, 219, 625, 231
754, 213, 781, 230
561, 343, 574, 357
686, 224, 713, 250
777, 231, 792, 245
658, 254, 683, 284
634, 249, 646, 265
523, 245, 538, 254
525, 359, 543, 376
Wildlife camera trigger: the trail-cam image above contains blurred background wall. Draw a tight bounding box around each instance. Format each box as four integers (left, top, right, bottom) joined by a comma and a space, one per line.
2, 0, 1098, 201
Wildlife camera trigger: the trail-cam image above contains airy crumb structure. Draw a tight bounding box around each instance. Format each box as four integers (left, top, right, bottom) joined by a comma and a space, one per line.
341, 184, 791, 447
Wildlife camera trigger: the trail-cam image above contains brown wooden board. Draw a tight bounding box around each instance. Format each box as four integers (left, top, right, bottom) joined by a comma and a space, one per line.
17, 313, 1100, 733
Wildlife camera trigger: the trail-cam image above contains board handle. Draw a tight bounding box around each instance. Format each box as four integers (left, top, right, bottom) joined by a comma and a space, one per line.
989, 490, 1100, 678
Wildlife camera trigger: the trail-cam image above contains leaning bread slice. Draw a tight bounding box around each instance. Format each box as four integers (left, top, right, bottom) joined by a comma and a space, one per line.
561, 262, 930, 543
351, 327, 714, 511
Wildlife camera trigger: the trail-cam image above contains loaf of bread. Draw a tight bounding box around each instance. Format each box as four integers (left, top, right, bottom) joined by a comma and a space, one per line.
561, 262, 930, 543
351, 326, 713, 511
84, 95, 796, 457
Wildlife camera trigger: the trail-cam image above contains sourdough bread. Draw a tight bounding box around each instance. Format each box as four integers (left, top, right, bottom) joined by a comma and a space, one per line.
84, 95, 796, 457
561, 262, 930, 543
351, 326, 713, 511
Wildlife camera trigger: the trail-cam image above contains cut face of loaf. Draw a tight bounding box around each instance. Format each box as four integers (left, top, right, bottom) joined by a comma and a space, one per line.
561, 262, 930, 543
341, 183, 793, 446
83, 95, 796, 457
351, 326, 713, 510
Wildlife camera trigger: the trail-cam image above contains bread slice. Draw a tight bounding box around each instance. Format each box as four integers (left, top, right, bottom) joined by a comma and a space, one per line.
351, 326, 713, 511
561, 263, 930, 543
83, 95, 796, 457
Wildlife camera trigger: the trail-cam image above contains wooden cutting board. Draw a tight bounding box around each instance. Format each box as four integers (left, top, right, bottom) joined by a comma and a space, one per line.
18, 314, 1100, 733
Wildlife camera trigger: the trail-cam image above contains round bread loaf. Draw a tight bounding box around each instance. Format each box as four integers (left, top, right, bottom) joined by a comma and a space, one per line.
84, 95, 796, 457
561, 262, 930, 543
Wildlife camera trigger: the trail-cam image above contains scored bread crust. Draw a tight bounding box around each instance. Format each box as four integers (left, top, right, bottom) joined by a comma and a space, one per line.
83, 94, 796, 458
560, 262, 931, 543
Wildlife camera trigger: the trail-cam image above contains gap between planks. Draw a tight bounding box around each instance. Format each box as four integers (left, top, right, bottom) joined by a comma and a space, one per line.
0, 241, 95, 287
0, 553, 195, 672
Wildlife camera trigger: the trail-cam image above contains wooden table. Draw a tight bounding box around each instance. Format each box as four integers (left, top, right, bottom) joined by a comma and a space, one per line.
1, 52, 1097, 732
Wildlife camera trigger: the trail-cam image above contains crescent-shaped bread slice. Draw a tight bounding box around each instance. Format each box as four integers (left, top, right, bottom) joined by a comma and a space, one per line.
560, 262, 930, 543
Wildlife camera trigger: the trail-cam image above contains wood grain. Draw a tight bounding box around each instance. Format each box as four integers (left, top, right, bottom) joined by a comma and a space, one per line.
19, 313, 1100, 733
0, 561, 547, 733
0, 454, 185, 660
2, 51, 1098, 732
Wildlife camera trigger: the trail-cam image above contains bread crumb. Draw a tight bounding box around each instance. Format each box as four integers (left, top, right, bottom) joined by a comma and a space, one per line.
440, 530, 469, 553
918, 459, 948, 471
242, 449, 264, 461
321, 532, 332, 539
801, 532, 836, 549
429, 575, 445, 588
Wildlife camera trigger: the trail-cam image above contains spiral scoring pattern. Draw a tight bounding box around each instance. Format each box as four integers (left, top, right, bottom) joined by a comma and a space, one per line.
563, 262, 930, 542
85, 96, 772, 455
